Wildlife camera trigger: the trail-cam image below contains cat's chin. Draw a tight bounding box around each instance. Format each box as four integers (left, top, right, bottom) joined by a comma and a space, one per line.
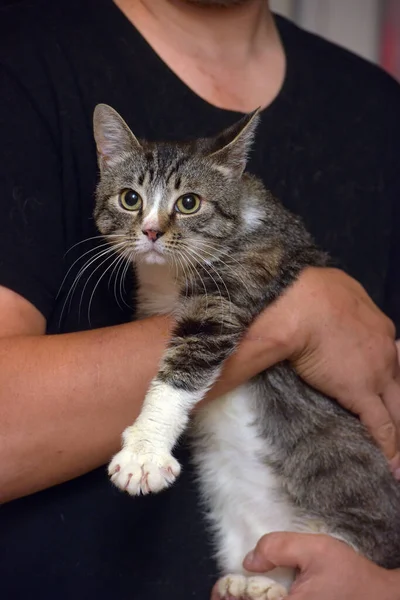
142, 251, 167, 265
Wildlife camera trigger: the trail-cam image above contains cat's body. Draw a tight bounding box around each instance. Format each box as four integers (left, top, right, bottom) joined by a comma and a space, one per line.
93, 104, 400, 598
137, 261, 298, 588
135, 245, 400, 591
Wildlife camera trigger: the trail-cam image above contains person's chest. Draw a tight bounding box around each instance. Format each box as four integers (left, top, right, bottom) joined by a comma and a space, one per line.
248, 114, 392, 308
50, 50, 393, 332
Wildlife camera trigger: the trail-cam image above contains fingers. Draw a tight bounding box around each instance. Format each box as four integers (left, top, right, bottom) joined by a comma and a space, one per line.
381, 371, 400, 475
347, 391, 399, 464
352, 339, 400, 471
243, 532, 327, 573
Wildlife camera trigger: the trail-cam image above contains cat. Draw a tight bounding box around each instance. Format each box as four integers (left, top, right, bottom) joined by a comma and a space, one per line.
93, 103, 400, 599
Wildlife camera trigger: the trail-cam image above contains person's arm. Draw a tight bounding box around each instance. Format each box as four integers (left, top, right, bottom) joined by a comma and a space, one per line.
239, 532, 400, 600
0, 286, 169, 502
0, 281, 296, 502
2, 266, 400, 502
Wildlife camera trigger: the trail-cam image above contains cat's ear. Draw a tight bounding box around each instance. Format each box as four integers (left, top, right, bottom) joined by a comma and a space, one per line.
206, 109, 261, 177
93, 104, 142, 170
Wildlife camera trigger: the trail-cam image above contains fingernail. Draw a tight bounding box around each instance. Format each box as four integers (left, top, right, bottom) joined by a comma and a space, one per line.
395, 468, 400, 481
244, 550, 255, 565
244, 549, 264, 571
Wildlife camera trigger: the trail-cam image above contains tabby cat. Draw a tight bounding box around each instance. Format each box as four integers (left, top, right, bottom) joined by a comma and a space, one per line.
93, 103, 400, 599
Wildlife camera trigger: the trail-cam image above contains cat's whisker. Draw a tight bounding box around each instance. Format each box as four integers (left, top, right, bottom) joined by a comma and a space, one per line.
109, 251, 131, 312
192, 240, 250, 292
192, 238, 247, 270
177, 248, 209, 319
173, 254, 186, 296
63, 233, 126, 256
56, 240, 122, 300
184, 247, 225, 328
169, 244, 186, 285
169, 252, 181, 290
70, 242, 126, 300
119, 253, 134, 310
187, 245, 234, 330
115, 251, 134, 311
77, 244, 129, 322
192, 238, 244, 268
108, 250, 124, 299
113, 246, 136, 308
175, 248, 194, 295
87, 251, 128, 325
176, 248, 202, 307
58, 242, 127, 326
174, 248, 192, 300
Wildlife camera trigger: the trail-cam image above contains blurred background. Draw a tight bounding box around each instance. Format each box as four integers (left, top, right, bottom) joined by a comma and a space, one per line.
0, 0, 399, 80
270, 0, 400, 80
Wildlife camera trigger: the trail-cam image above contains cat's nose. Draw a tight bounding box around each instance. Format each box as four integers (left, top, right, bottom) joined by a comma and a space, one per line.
142, 228, 164, 242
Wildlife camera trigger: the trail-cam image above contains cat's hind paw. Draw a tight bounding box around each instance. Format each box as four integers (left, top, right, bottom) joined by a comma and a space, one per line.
108, 448, 181, 495
212, 575, 288, 600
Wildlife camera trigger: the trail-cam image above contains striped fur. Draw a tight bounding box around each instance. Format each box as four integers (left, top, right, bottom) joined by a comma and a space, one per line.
93, 104, 400, 595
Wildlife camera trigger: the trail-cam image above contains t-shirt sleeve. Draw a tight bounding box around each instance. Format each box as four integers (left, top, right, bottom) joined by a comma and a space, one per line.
382, 76, 400, 336
384, 184, 400, 336
0, 65, 65, 320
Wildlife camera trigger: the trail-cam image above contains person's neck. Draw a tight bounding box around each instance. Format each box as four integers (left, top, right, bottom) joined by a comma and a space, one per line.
116, 0, 272, 63
114, 0, 285, 113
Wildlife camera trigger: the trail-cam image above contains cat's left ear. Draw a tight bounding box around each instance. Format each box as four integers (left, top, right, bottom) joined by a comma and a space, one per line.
93, 103, 142, 171
206, 108, 261, 177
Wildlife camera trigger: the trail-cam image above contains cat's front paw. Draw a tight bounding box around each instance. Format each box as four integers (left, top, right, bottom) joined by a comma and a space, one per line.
108, 447, 181, 495
212, 575, 287, 600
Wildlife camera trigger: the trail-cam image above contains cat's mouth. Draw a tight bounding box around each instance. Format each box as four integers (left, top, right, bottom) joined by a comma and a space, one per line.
134, 234, 172, 265
140, 247, 167, 265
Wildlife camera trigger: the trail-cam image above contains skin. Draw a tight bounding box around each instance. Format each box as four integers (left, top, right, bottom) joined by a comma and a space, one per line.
0, 0, 399, 594
114, 0, 286, 112
115, 0, 400, 467
236, 532, 400, 600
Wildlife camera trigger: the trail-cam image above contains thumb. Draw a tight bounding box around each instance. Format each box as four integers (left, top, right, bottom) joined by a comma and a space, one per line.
243, 532, 325, 573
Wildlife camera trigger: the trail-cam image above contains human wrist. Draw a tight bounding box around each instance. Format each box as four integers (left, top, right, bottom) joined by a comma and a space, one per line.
243, 293, 299, 365
280, 266, 339, 359
254, 266, 326, 361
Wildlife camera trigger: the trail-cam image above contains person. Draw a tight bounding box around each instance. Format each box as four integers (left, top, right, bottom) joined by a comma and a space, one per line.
0, 0, 399, 598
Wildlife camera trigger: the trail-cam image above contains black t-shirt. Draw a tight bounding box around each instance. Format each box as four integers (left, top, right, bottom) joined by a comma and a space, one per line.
0, 0, 399, 598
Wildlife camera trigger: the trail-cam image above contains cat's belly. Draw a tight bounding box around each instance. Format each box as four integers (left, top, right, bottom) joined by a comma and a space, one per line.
192, 384, 304, 587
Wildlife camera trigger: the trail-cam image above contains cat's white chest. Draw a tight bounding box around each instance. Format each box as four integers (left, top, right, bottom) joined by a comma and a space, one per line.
193, 385, 297, 588
135, 262, 296, 588
135, 262, 179, 318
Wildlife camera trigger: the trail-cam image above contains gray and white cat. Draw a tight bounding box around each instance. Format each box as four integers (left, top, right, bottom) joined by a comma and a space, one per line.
93, 104, 400, 599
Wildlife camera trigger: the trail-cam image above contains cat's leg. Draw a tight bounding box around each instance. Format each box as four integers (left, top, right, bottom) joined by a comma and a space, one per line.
109, 295, 246, 495
211, 492, 295, 591
194, 391, 296, 597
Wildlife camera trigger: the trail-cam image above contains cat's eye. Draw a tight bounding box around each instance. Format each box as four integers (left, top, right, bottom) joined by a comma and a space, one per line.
119, 189, 142, 211
175, 193, 201, 215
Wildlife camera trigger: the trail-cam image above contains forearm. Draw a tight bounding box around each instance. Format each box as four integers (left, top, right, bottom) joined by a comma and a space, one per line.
0, 317, 172, 502
209, 299, 295, 400
390, 570, 400, 599
0, 307, 291, 502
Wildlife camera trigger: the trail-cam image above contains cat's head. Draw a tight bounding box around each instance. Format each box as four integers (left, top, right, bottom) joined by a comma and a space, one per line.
93, 104, 260, 266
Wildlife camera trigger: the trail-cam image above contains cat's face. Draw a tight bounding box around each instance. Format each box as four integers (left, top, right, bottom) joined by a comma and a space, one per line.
93, 105, 259, 267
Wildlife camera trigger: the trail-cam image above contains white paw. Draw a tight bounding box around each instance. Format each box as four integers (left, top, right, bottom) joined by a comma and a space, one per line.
214, 575, 288, 600
108, 447, 181, 495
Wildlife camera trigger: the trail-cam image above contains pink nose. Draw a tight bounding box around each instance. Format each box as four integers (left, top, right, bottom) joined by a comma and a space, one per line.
142, 229, 164, 242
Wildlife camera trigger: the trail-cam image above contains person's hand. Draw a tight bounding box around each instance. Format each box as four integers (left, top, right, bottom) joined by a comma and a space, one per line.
242, 532, 400, 600
244, 267, 400, 474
